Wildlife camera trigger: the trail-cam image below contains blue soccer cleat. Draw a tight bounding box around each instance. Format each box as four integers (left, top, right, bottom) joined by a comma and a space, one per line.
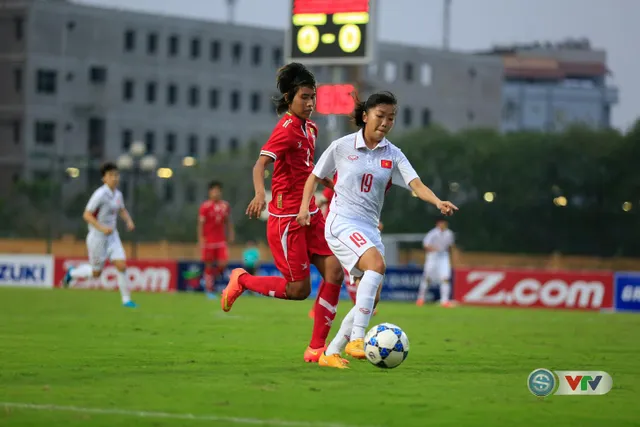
62, 267, 74, 288
206, 292, 217, 300
123, 301, 138, 308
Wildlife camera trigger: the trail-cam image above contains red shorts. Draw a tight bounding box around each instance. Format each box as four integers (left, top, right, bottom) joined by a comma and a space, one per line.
267, 213, 333, 282
201, 244, 229, 264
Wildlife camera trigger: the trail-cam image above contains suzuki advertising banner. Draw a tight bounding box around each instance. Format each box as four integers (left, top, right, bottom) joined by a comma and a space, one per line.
453, 268, 613, 310
54, 258, 178, 292
0, 254, 54, 288
614, 272, 640, 313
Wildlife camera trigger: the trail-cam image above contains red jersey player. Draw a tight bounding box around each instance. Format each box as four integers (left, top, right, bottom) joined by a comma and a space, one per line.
198, 181, 234, 299
220, 63, 344, 363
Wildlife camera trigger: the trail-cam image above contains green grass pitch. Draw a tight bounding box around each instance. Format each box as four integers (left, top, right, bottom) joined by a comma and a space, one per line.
0, 287, 638, 427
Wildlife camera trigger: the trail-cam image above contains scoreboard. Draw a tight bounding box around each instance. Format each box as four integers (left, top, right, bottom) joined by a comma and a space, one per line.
286, 0, 375, 65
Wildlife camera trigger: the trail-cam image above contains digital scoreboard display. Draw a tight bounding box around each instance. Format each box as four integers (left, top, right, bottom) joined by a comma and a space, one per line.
286, 0, 375, 65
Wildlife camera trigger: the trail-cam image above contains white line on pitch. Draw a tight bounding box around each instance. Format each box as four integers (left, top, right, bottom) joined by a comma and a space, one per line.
1, 402, 368, 427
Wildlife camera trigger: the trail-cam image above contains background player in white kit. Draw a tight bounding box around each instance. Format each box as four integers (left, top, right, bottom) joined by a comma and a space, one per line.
62, 162, 137, 308
416, 219, 456, 307
297, 91, 458, 369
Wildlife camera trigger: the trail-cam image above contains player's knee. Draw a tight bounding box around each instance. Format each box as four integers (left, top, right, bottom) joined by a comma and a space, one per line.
325, 261, 344, 285
92, 270, 102, 278
286, 280, 311, 300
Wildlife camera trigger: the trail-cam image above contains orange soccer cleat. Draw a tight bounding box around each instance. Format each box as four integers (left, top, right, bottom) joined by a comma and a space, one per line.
304, 346, 325, 363
441, 301, 458, 308
220, 268, 247, 312
345, 338, 366, 359
318, 352, 350, 369
416, 298, 425, 307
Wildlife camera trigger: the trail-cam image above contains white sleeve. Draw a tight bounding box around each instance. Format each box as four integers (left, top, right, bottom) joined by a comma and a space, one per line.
85, 189, 103, 213
392, 150, 420, 190
312, 141, 337, 180
117, 191, 126, 210
423, 232, 435, 247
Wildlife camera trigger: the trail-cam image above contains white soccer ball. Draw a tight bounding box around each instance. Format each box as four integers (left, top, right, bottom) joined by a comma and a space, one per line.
364, 323, 410, 369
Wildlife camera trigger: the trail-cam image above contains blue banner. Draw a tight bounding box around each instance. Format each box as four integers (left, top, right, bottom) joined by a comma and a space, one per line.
614, 272, 640, 313
177, 261, 440, 302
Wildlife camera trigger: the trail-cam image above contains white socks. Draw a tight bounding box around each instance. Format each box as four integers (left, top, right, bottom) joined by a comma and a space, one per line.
325, 306, 356, 356
440, 281, 451, 304
417, 275, 429, 301
350, 270, 383, 341
117, 270, 131, 304
70, 264, 93, 280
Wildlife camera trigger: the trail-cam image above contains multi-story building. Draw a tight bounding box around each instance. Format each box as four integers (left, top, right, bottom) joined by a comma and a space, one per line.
478, 39, 619, 133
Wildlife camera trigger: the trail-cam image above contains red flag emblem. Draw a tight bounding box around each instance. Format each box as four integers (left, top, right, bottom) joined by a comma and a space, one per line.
381, 160, 392, 169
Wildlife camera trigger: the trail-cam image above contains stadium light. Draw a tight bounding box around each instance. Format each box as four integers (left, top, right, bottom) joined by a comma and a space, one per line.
622, 201, 632, 212
483, 192, 496, 203
66, 167, 80, 178
553, 196, 568, 207
157, 168, 173, 179
449, 182, 460, 192
182, 156, 196, 167
116, 154, 134, 170
139, 155, 158, 172
130, 141, 146, 157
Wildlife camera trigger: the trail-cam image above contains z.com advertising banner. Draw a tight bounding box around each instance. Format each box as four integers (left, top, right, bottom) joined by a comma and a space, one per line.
54, 258, 178, 292
453, 268, 613, 310
0, 254, 54, 288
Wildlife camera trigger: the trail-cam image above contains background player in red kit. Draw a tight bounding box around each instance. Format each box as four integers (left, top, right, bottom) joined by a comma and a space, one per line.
198, 181, 234, 299
220, 63, 344, 363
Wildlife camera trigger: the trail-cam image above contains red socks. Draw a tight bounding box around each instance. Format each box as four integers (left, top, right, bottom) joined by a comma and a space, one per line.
204, 266, 215, 292
344, 273, 357, 304
309, 281, 341, 349
238, 274, 288, 299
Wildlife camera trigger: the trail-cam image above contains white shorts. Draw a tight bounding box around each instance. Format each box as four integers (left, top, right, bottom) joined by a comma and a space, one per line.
86, 231, 126, 271
325, 212, 385, 277
424, 253, 451, 283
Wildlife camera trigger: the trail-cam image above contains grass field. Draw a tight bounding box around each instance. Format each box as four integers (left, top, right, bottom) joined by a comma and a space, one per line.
0, 287, 638, 427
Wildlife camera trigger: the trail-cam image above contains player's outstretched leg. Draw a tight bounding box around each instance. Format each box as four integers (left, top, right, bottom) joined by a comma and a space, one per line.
113, 260, 136, 308
221, 268, 290, 312
440, 279, 456, 307
62, 263, 93, 287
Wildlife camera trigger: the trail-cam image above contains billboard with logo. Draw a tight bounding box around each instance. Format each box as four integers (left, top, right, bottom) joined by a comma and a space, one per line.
453, 268, 613, 310
54, 258, 178, 292
0, 254, 54, 288
614, 272, 640, 313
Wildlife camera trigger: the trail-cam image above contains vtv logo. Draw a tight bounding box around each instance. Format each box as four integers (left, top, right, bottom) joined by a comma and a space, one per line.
555, 371, 613, 395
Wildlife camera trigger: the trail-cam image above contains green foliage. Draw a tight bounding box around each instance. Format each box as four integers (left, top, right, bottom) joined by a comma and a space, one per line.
383, 124, 639, 256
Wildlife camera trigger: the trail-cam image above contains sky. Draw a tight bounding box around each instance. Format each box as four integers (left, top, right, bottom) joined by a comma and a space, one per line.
76, 0, 639, 131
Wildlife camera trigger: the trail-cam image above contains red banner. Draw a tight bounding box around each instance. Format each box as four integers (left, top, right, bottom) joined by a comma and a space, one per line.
54, 258, 178, 292
453, 268, 613, 310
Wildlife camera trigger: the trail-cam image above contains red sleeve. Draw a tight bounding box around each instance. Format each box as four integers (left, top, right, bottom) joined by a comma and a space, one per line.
322, 187, 334, 200
260, 125, 293, 161
198, 203, 207, 219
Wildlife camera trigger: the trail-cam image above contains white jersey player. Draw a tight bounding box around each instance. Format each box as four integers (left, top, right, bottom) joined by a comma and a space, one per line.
417, 220, 455, 307
61, 162, 137, 307
297, 91, 458, 369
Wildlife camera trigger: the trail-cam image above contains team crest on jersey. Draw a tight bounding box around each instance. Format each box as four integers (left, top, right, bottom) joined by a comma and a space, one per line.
348, 155, 359, 161
381, 159, 393, 169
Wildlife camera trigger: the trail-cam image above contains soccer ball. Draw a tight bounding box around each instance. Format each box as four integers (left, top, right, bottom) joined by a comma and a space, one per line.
364, 323, 410, 369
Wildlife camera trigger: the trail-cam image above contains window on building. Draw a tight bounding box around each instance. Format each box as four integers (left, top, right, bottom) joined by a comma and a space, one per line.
165, 132, 176, 153
188, 134, 199, 157
167, 83, 177, 106
208, 88, 219, 109
89, 66, 107, 84
230, 90, 240, 111
384, 62, 397, 83
14, 68, 22, 92
121, 129, 132, 151
14, 17, 23, 41
35, 121, 56, 145
420, 63, 432, 86
124, 29, 136, 52
36, 69, 57, 94
168, 35, 179, 56
210, 40, 221, 61
251, 45, 262, 66
145, 131, 155, 153
146, 81, 157, 104
190, 37, 201, 59
208, 137, 218, 155
123, 79, 134, 101
421, 108, 431, 126
403, 107, 413, 126
232, 42, 242, 64
188, 86, 200, 107
147, 32, 158, 54
229, 137, 239, 152
13, 120, 21, 144
250, 92, 261, 112
404, 62, 414, 82
272, 47, 282, 67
